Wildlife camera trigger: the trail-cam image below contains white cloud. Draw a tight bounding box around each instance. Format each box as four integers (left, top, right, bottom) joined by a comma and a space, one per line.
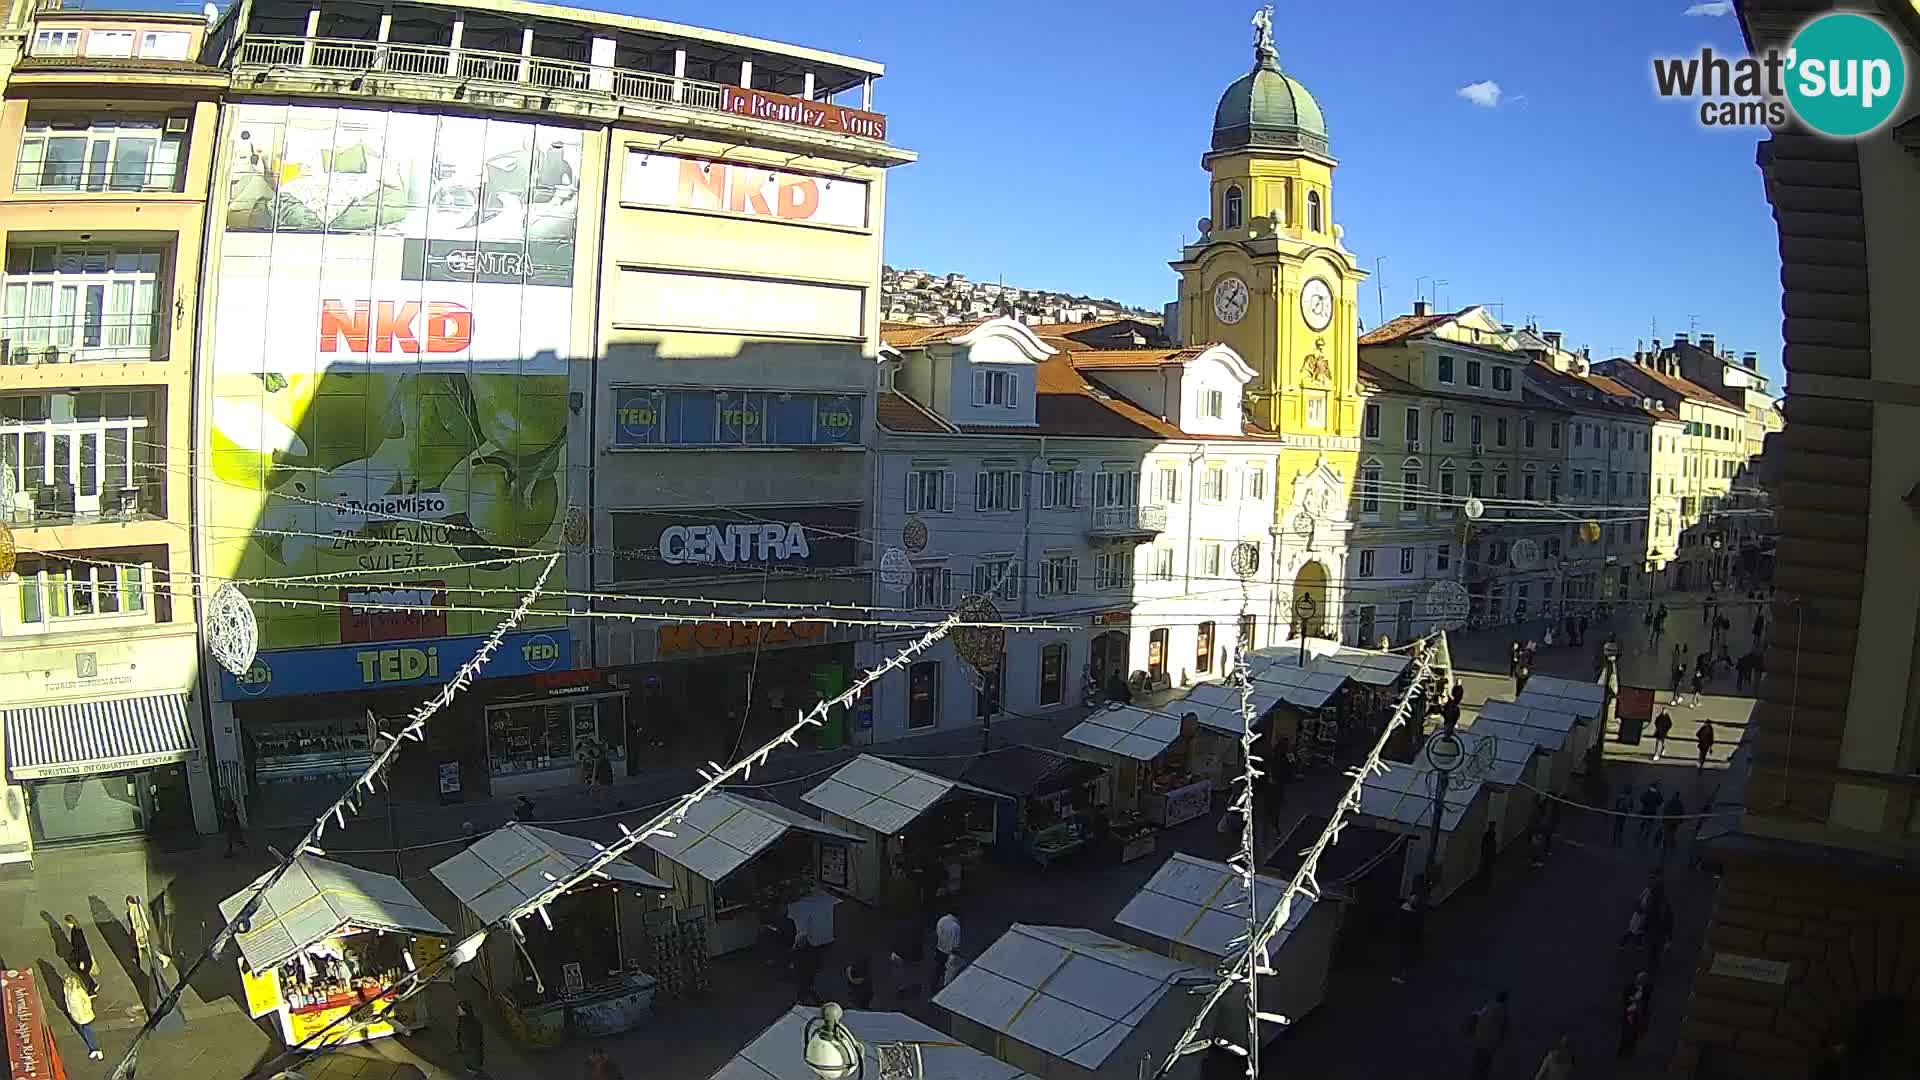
1457, 80, 1504, 108
1683, 2, 1732, 15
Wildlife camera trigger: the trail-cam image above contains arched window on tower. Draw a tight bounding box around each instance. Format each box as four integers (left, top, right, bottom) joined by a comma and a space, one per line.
1306, 190, 1324, 232
1223, 185, 1244, 229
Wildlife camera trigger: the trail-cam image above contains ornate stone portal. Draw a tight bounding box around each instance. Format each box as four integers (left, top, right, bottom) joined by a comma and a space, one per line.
1271, 453, 1353, 642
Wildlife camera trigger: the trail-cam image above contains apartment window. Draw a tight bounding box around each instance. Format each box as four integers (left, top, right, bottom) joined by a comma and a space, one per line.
908, 661, 940, 729
1038, 553, 1080, 597
1200, 389, 1225, 418
1358, 549, 1376, 577
1436, 544, 1451, 571
85, 30, 134, 57
1590, 469, 1601, 495
1222, 185, 1244, 229
1550, 422, 1560, 449
1549, 469, 1561, 502
1200, 542, 1223, 579
1590, 423, 1600, 446
31, 29, 79, 56
1200, 465, 1227, 503
1470, 415, 1483, 446
972, 555, 1020, 601
1438, 355, 1455, 383
1469, 469, 1484, 498
971, 369, 1017, 408
1522, 470, 1536, 501
1442, 411, 1456, 443
1, 391, 159, 523
1573, 470, 1586, 496
1305, 395, 1327, 427
1150, 465, 1182, 505
140, 31, 190, 59
1039, 643, 1067, 707
974, 468, 1024, 511
1245, 468, 1267, 500
1495, 417, 1509, 447
1573, 424, 1583, 447
1094, 469, 1138, 510
1405, 408, 1421, 445
1515, 584, 1530, 620
1610, 428, 1619, 450
3, 244, 166, 363
1439, 467, 1456, 499
1359, 464, 1381, 514
1492, 366, 1512, 391
908, 562, 953, 609
1153, 547, 1175, 581
905, 467, 952, 513
1196, 621, 1215, 674
1399, 547, 1415, 574
1544, 538, 1561, 558
1363, 403, 1381, 438
1096, 551, 1135, 591
1306, 189, 1324, 231
1494, 469, 1509, 497
1401, 469, 1420, 512
1041, 467, 1080, 510
1608, 472, 1619, 499
1523, 418, 1536, 448
15, 116, 187, 194
1466, 359, 1483, 387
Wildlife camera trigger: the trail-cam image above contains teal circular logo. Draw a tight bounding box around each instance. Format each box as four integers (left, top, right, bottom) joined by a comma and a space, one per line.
1786, 13, 1906, 137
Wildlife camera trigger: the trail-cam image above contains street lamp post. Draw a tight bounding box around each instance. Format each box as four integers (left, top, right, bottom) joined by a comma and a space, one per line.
1296, 592, 1317, 667
1422, 728, 1464, 904
804, 1003, 864, 1080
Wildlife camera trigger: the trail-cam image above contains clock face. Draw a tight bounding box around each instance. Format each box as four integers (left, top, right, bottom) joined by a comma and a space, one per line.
1212, 275, 1250, 325
1300, 278, 1334, 331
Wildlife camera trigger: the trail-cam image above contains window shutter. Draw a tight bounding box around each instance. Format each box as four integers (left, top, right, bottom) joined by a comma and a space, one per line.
975, 472, 990, 512
1039, 473, 1055, 510
1005, 374, 1018, 408
1073, 471, 1086, 508
941, 568, 953, 607
1009, 472, 1023, 510
972, 370, 987, 406
941, 470, 955, 512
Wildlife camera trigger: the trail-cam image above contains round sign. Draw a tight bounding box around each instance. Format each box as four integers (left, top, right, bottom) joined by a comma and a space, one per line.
879, 548, 913, 594
1423, 580, 1470, 628
1509, 538, 1540, 571
902, 517, 929, 554
1425, 731, 1464, 773
1230, 542, 1260, 579
1463, 496, 1486, 521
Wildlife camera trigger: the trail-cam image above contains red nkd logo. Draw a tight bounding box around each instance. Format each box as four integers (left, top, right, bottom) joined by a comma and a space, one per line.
319, 300, 473, 354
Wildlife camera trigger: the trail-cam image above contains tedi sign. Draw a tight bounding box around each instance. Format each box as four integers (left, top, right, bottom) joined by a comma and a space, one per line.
660, 522, 812, 566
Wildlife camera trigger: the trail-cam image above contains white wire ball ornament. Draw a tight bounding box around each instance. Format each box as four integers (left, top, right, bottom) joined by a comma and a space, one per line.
1231, 542, 1260, 579
206, 583, 260, 677
878, 548, 913, 594
950, 593, 1005, 670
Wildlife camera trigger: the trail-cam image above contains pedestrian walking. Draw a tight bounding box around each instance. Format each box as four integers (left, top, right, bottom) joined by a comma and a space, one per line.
932, 911, 962, 994
1391, 892, 1424, 984
1691, 653, 1708, 699
63, 971, 102, 1060
1616, 973, 1653, 1059
1543, 624, 1556, 648
593, 741, 615, 796
1515, 661, 1531, 696
1440, 684, 1464, 732
456, 1000, 487, 1077
1660, 791, 1685, 854
1753, 612, 1766, 643
1735, 651, 1757, 693
1636, 782, 1662, 846
64, 913, 96, 994
1534, 1035, 1576, 1080
1696, 719, 1717, 772
792, 922, 823, 1005
1465, 990, 1510, 1080
1509, 641, 1521, 679
1611, 787, 1631, 846
513, 794, 536, 822
1669, 659, 1688, 707
1652, 710, 1674, 760
125, 894, 170, 971
586, 1045, 625, 1080
1479, 822, 1497, 889
220, 793, 249, 857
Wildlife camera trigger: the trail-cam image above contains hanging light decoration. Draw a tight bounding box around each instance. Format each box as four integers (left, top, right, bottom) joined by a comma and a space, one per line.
206, 583, 260, 676
564, 506, 589, 546
951, 593, 1005, 670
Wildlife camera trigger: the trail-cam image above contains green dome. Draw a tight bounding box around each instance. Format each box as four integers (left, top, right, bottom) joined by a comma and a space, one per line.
1212, 54, 1328, 157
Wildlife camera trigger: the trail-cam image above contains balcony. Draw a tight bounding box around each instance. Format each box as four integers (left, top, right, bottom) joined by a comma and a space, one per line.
233, 36, 891, 146
1, 316, 168, 365
5, 481, 163, 529
1089, 503, 1168, 538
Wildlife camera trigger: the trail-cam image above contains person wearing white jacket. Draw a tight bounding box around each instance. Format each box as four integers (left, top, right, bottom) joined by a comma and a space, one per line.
932, 912, 962, 992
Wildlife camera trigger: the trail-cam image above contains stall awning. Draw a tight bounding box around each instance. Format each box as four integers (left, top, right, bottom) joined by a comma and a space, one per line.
959, 746, 1106, 800
1468, 716, 1567, 754
1454, 728, 1538, 787
1514, 675, 1606, 718
1114, 852, 1305, 960
430, 823, 670, 925
1245, 661, 1346, 710
801, 755, 995, 836
1358, 765, 1481, 831
1478, 699, 1580, 737
1175, 682, 1285, 737
935, 924, 1202, 1071
711, 1005, 1035, 1080
641, 793, 862, 885
1063, 706, 1183, 762
219, 855, 451, 974
3, 692, 194, 780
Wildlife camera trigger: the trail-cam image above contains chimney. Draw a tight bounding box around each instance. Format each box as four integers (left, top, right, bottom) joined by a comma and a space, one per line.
1674, 332, 1689, 345
1412, 300, 1429, 317
1699, 333, 1715, 354
1742, 350, 1758, 365
1544, 330, 1563, 351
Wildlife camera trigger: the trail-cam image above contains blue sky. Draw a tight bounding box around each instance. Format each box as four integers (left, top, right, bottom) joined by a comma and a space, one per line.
627, 0, 1783, 384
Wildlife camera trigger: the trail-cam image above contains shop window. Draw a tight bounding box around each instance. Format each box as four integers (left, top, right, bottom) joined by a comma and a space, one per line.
1039, 643, 1066, 706
908, 661, 939, 729
1148, 629, 1169, 678
1196, 621, 1215, 674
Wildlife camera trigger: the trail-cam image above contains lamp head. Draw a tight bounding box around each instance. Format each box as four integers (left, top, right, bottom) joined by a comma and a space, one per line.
804, 1002, 863, 1080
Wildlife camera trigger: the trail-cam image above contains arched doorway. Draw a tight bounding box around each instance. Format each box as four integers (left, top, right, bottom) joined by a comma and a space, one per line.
1089, 630, 1129, 689
1290, 560, 1330, 640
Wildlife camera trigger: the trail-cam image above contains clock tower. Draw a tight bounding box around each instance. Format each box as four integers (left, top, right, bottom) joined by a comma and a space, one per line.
1170, 7, 1367, 640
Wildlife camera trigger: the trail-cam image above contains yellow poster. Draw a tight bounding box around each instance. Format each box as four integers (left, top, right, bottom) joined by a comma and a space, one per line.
241, 966, 282, 1019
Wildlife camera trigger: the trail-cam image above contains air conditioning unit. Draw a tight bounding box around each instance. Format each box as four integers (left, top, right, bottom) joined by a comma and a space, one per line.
165, 116, 189, 133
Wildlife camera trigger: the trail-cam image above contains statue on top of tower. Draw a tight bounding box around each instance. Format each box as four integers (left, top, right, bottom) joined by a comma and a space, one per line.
1251, 6, 1277, 65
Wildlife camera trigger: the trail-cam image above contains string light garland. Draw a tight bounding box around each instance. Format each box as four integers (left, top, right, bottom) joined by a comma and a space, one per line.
109, 553, 562, 1080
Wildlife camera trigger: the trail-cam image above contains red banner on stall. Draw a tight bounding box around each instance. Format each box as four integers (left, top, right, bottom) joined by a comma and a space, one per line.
2, 969, 68, 1080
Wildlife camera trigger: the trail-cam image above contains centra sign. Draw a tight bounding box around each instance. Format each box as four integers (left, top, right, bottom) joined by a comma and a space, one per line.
660, 522, 812, 566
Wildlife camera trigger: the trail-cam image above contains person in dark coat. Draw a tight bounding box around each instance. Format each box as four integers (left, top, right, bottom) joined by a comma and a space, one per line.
1478, 823, 1498, 889
1696, 719, 1717, 772
1617, 973, 1653, 1058
64, 914, 96, 993
1611, 786, 1632, 846
1652, 710, 1674, 761
456, 1000, 486, 1076
220, 795, 249, 858
1660, 791, 1686, 853
513, 795, 536, 822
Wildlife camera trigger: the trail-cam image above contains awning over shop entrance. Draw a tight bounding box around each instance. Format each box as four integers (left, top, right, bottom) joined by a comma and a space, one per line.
3, 693, 194, 780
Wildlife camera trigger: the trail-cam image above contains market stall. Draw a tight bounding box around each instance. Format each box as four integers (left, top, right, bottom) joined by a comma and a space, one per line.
429, 822, 670, 1047
958, 746, 1110, 868
800, 755, 1000, 907
1513, 675, 1607, 765
712, 1004, 1035, 1080
1473, 700, 1580, 795
1455, 727, 1552, 848
1244, 655, 1347, 773
1174, 680, 1290, 789
935, 924, 1206, 1080
1113, 852, 1338, 1027
640, 792, 864, 957
1314, 647, 1415, 752
1355, 765, 1489, 905
222, 855, 451, 1049
1063, 706, 1211, 829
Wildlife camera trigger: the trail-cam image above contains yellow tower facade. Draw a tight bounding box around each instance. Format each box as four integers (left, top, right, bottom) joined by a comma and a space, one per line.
1171, 10, 1366, 639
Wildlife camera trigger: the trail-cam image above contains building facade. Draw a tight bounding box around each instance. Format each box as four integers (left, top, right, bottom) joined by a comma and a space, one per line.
0, 5, 225, 859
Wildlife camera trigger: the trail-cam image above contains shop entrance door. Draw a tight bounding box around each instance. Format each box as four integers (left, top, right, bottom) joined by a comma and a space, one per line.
141, 763, 194, 833
1147, 629, 1168, 679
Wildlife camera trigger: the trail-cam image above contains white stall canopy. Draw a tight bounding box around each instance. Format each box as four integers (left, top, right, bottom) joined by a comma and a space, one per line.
1113, 852, 1306, 960
1358, 766, 1481, 832
936, 924, 1203, 1071
802, 755, 997, 835
1514, 675, 1606, 719
712, 1005, 1035, 1080
1475, 701, 1578, 745
1064, 706, 1183, 763
1454, 728, 1540, 788
429, 822, 670, 925
219, 855, 451, 974
1313, 648, 1413, 687
1177, 682, 1284, 737
1244, 655, 1348, 710
642, 792, 863, 884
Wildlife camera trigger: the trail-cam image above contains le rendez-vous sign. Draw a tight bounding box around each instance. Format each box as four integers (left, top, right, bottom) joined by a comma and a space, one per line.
718, 85, 887, 142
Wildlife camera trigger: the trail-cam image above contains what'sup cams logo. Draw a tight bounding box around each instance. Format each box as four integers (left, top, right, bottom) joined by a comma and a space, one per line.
1654, 12, 1907, 136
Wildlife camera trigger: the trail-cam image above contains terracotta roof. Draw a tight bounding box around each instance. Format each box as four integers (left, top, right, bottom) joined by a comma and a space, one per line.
1357, 311, 1463, 346
1068, 346, 1207, 371
875, 390, 956, 435
879, 321, 985, 347
973, 356, 1175, 439
1037, 335, 1088, 353
1023, 318, 1139, 336
1527, 362, 1665, 419
1596, 360, 1743, 412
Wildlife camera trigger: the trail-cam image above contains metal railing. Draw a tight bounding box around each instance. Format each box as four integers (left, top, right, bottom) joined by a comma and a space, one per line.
1090, 504, 1169, 533
3, 481, 162, 527
233, 35, 871, 131
12, 155, 184, 194
0, 317, 167, 364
